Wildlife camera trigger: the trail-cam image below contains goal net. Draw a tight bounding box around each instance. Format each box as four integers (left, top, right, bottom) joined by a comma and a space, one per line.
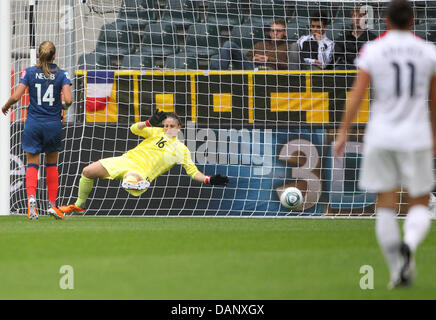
8, 0, 436, 217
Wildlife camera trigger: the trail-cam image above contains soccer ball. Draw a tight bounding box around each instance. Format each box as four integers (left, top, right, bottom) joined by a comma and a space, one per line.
280, 187, 303, 210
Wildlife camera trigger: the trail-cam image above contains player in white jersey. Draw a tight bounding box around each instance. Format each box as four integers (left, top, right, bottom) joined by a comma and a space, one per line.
334, 0, 436, 289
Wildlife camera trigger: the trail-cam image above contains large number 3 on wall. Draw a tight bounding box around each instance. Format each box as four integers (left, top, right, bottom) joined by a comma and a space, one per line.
277, 139, 322, 210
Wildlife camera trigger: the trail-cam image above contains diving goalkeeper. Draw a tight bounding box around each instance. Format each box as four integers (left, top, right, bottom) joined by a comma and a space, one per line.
59, 111, 229, 214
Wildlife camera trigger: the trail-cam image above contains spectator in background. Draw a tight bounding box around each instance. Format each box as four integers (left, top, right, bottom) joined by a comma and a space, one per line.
334, 5, 378, 69
210, 19, 289, 70
297, 10, 335, 70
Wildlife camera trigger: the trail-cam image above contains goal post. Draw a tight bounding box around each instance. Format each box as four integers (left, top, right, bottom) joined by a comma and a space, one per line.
0, 0, 10, 216
6, 0, 436, 217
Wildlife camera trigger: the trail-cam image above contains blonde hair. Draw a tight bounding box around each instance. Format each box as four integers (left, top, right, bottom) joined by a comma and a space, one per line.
36, 41, 56, 78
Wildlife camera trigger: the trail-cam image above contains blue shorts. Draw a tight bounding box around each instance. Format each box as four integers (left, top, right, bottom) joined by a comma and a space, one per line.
22, 120, 63, 154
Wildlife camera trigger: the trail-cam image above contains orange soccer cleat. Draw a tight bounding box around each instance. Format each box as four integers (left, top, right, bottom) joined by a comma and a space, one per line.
48, 207, 65, 220
58, 204, 85, 215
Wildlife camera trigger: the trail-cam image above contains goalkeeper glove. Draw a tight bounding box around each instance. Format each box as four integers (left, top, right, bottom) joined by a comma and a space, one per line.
206, 174, 229, 186
148, 110, 167, 126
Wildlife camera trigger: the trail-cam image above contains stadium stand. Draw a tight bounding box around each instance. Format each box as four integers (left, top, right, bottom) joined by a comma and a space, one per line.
117, 0, 157, 29
184, 23, 220, 58
140, 22, 179, 58
79, 1, 436, 71
77, 52, 110, 70
160, 0, 201, 28
95, 20, 137, 56
120, 54, 156, 70
164, 51, 199, 69
246, 3, 288, 27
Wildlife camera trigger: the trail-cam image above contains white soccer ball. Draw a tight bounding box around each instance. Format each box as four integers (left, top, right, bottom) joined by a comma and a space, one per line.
280, 187, 303, 210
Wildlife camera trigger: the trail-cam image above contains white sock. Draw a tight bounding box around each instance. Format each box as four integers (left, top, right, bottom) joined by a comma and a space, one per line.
404, 205, 431, 253
375, 208, 402, 280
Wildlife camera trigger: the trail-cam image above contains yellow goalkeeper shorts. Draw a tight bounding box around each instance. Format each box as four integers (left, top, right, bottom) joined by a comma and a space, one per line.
98, 156, 150, 196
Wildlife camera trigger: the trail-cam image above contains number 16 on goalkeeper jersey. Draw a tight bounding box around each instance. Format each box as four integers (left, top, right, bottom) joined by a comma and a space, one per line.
59, 111, 230, 214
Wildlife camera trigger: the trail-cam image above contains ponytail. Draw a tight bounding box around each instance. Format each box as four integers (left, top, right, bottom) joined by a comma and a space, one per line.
36, 41, 57, 79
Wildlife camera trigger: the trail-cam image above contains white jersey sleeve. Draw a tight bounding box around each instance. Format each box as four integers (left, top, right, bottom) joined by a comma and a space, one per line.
355, 42, 374, 73
428, 43, 436, 76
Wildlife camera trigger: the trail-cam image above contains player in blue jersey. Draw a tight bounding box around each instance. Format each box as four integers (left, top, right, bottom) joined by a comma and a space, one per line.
2, 41, 72, 220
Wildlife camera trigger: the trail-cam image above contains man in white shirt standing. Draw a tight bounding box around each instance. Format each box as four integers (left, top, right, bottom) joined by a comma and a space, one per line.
335, 0, 436, 289
298, 10, 335, 70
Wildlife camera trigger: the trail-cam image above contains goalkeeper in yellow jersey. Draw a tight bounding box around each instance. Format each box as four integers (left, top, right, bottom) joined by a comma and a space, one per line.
59, 110, 229, 214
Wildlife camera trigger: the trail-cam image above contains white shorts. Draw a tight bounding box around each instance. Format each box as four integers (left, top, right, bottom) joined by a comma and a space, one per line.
359, 146, 434, 198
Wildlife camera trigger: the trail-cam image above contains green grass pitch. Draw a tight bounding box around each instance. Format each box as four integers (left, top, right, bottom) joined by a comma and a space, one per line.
0, 215, 435, 300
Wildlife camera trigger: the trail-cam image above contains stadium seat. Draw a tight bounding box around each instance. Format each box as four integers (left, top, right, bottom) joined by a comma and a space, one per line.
333, 5, 352, 19
428, 1, 436, 18
77, 52, 110, 70
119, 54, 155, 70
289, 16, 310, 30
370, 22, 387, 36
160, 0, 200, 27
204, 0, 244, 27
292, 3, 312, 18
290, 3, 335, 28
164, 52, 199, 69
140, 22, 179, 57
95, 21, 136, 56
413, 23, 436, 43
117, 0, 156, 29
330, 17, 352, 31
286, 21, 303, 41
184, 23, 220, 57
293, 3, 333, 16
250, 0, 285, 4
228, 24, 264, 52
247, 4, 287, 27
287, 41, 301, 70
325, 19, 347, 42
325, 28, 344, 42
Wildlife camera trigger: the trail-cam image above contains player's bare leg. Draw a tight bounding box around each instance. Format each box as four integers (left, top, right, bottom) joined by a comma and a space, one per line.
59, 161, 110, 214
82, 161, 110, 179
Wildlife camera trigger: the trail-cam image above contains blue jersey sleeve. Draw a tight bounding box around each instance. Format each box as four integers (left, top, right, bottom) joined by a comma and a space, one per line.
19, 68, 30, 87
62, 71, 72, 87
